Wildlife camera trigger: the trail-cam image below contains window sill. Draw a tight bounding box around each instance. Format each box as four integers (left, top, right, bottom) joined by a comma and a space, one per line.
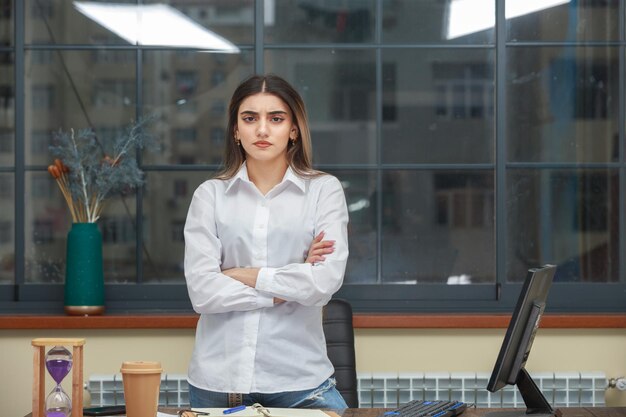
0, 314, 625, 329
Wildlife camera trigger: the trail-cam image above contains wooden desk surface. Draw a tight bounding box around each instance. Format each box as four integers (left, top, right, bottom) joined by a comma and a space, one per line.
23, 407, 626, 417
335, 408, 626, 417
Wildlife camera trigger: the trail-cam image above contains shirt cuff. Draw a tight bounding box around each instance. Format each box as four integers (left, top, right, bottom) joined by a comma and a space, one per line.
256, 267, 276, 294
256, 292, 274, 308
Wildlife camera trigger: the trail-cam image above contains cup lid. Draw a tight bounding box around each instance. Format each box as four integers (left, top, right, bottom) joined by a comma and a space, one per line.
120, 361, 162, 374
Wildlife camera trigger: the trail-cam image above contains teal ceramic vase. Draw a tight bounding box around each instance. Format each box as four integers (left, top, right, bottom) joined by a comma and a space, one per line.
64, 222, 105, 315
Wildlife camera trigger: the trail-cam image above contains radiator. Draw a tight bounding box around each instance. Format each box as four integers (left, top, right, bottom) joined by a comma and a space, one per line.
88, 371, 607, 408
88, 373, 189, 407
357, 372, 607, 408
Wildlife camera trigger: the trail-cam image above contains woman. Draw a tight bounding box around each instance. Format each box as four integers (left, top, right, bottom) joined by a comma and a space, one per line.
183, 74, 349, 409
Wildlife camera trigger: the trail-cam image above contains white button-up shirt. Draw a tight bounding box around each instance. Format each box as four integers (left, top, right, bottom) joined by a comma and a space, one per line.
184, 163, 349, 394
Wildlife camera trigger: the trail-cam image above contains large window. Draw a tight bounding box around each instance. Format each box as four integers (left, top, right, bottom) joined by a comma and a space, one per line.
2, 0, 625, 313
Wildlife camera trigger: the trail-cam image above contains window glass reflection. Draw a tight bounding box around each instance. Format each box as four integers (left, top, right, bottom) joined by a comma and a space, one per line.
142, 50, 253, 165
382, 170, 494, 284
26, 0, 134, 45
506, 0, 618, 42
145, 0, 254, 45
330, 170, 377, 284
98, 194, 137, 283
26, 0, 253, 46
25, 171, 68, 283
507, 169, 618, 283
382, 49, 494, 164
507, 47, 618, 163
25, 50, 136, 166
0, 62, 13, 166
0, 0, 14, 135
142, 171, 212, 283
267, 0, 375, 43
266, 49, 377, 165
98, 195, 137, 284
382, 0, 494, 44
0, 0, 12, 45
0, 173, 13, 284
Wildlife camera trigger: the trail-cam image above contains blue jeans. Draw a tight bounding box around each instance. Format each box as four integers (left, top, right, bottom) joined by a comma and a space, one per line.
189, 378, 348, 409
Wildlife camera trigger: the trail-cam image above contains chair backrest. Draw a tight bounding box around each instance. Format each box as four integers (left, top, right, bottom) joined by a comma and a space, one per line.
322, 298, 358, 408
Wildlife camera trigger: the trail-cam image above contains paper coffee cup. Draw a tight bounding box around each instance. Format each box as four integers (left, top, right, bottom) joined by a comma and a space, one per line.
120, 361, 163, 417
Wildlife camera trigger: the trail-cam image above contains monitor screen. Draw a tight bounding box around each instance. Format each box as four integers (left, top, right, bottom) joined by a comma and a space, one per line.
486, 265, 562, 417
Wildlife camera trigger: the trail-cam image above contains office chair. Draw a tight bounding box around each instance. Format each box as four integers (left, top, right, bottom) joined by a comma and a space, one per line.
323, 298, 358, 408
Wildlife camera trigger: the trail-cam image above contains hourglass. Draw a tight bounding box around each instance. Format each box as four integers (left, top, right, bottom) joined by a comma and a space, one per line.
45, 345, 73, 417
32, 338, 85, 417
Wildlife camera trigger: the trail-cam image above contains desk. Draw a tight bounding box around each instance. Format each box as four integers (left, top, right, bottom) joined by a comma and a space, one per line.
23, 408, 626, 417
336, 409, 626, 417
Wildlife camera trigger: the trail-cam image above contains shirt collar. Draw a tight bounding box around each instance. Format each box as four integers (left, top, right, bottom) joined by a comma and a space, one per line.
225, 162, 306, 194
282, 166, 306, 193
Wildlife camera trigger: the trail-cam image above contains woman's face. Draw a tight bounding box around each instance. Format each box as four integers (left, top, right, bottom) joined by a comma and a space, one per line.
234, 92, 298, 165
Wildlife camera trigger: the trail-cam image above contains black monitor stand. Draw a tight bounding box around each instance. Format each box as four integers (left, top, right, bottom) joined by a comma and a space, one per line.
485, 369, 562, 417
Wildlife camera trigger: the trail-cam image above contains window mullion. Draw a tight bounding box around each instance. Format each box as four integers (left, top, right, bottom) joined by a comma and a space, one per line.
14, 0, 25, 294
495, 0, 507, 292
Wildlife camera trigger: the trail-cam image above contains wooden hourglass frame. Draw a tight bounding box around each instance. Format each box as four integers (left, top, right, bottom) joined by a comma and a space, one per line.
32, 338, 85, 417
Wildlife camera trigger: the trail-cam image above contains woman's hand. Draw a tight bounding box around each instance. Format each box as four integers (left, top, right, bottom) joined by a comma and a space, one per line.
305, 231, 335, 264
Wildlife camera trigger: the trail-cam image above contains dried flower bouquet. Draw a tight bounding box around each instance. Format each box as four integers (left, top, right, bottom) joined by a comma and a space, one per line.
48, 119, 154, 223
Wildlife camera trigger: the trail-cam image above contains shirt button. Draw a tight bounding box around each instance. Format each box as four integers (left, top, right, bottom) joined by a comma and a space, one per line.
260, 201, 267, 207
257, 224, 265, 229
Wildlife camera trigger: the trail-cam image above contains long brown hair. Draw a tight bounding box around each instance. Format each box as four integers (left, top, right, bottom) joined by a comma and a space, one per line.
215, 74, 322, 179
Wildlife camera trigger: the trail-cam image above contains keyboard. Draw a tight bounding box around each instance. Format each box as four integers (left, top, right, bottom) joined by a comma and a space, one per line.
384, 400, 468, 417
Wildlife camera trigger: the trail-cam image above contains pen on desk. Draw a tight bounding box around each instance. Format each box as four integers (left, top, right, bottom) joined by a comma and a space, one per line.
223, 405, 247, 414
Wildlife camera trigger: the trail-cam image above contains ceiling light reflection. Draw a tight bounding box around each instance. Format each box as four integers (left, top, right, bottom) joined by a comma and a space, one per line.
74, 2, 239, 53
446, 0, 569, 40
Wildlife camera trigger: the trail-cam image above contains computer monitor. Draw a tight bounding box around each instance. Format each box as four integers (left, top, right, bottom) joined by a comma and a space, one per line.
486, 264, 562, 417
